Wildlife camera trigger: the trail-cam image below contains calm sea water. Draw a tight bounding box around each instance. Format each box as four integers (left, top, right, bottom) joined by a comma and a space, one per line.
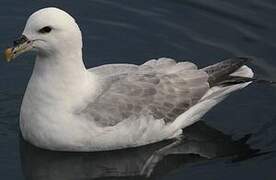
0, 0, 276, 179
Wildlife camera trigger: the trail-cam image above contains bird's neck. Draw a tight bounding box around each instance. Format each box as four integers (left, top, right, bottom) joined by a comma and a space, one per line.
25, 51, 98, 110
34, 50, 86, 81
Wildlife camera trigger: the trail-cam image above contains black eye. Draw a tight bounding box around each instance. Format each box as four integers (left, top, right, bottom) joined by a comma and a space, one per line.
38, 26, 52, 34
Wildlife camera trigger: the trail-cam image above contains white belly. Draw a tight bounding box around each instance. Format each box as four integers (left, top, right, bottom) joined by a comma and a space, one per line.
20, 106, 181, 151
20, 88, 181, 151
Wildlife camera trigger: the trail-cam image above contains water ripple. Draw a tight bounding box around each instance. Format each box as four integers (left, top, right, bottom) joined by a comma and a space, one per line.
168, 0, 266, 29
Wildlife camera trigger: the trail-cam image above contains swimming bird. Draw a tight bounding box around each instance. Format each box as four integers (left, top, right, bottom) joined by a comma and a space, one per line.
4, 7, 254, 152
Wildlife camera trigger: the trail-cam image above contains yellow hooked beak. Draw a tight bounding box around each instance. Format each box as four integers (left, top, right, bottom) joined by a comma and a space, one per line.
4, 35, 33, 62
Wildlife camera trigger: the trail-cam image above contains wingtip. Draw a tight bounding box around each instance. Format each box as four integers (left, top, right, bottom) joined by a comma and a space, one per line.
236, 57, 254, 63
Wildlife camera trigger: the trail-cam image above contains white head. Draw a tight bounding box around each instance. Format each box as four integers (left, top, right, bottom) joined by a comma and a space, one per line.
4, 7, 83, 61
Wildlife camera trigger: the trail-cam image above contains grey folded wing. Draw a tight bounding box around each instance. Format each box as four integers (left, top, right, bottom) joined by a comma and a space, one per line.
83, 58, 210, 127
89, 63, 139, 78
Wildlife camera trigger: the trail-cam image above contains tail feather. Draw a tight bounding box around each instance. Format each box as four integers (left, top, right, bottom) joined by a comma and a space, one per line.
202, 57, 253, 87
170, 57, 275, 131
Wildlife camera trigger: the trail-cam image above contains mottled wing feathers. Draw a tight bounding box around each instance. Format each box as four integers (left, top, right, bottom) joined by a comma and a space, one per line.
89, 64, 139, 78
83, 58, 209, 127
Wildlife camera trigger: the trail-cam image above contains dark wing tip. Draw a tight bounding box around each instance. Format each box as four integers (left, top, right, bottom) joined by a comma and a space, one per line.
234, 56, 254, 64
223, 56, 254, 67
203, 57, 255, 87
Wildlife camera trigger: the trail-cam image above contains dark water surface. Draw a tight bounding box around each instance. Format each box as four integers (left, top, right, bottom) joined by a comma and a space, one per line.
1, 0, 276, 179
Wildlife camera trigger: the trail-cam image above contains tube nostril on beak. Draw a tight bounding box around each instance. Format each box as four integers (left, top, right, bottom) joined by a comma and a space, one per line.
13, 39, 20, 46
13, 35, 28, 46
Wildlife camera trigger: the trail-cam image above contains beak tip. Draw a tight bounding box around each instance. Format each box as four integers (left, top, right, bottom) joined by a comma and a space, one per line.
4, 48, 13, 62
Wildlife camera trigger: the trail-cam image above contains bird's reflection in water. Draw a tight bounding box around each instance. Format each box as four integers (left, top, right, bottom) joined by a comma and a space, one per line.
20, 122, 261, 180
